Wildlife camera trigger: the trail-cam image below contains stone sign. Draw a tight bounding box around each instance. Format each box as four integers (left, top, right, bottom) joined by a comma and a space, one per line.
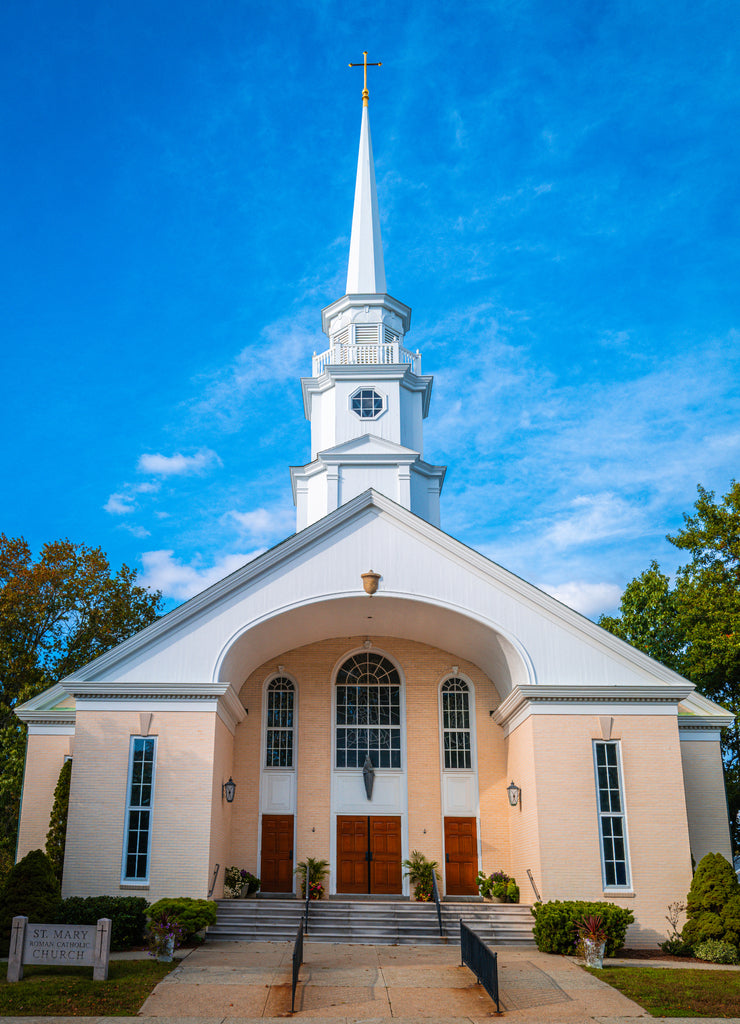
7, 916, 111, 982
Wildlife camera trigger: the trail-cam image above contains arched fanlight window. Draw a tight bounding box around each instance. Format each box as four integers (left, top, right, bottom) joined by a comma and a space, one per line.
336, 653, 401, 768
265, 677, 295, 768
441, 678, 471, 769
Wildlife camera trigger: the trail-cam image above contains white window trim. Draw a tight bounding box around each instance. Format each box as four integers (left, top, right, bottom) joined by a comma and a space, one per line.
349, 386, 386, 421
438, 674, 477, 773
593, 740, 632, 891
261, 673, 298, 772
121, 735, 157, 885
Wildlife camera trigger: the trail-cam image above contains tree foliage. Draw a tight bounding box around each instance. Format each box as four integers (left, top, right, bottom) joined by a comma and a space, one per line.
598, 482, 740, 851
0, 535, 163, 867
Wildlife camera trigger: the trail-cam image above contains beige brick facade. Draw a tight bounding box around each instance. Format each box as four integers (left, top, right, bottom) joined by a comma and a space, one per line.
17, 732, 72, 860
680, 737, 733, 864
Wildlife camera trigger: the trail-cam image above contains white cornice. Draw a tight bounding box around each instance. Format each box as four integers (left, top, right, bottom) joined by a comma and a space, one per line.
61, 681, 246, 734
16, 707, 76, 728
494, 683, 695, 734
321, 293, 412, 335
301, 367, 433, 420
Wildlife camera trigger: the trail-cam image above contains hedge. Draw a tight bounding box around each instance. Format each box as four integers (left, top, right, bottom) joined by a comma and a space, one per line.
57, 896, 150, 951
0, 850, 60, 956
531, 900, 634, 956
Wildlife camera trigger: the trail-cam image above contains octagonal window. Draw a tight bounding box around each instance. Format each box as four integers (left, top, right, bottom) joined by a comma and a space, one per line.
351, 387, 384, 419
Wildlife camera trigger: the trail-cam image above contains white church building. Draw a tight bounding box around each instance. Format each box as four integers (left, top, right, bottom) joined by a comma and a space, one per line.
16, 73, 733, 946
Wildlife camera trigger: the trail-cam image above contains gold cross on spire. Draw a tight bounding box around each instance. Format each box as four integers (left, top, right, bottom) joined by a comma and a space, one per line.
349, 51, 382, 106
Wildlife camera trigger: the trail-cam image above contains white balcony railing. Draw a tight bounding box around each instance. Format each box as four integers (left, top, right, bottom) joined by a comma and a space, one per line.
312, 343, 421, 376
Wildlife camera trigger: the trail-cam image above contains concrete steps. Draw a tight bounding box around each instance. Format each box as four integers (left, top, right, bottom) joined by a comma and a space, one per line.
210, 899, 534, 946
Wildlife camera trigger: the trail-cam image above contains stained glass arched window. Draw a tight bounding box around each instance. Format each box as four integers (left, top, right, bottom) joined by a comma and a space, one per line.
441, 678, 471, 769
265, 677, 295, 768
335, 653, 401, 768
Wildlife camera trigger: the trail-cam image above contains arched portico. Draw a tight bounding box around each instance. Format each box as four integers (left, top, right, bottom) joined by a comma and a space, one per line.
214, 593, 534, 698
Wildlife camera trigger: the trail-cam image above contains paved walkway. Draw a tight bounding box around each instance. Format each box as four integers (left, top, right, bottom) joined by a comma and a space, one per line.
5, 940, 740, 1023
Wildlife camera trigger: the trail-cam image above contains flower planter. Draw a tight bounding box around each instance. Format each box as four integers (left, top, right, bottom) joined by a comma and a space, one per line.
156, 936, 175, 963
583, 937, 606, 969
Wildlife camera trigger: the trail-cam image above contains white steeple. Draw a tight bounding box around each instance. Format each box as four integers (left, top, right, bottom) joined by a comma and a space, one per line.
290, 58, 446, 530
346, 104, 386, 294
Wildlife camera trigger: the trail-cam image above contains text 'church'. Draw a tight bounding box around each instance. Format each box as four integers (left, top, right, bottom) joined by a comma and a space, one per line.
16, 66, 733, 946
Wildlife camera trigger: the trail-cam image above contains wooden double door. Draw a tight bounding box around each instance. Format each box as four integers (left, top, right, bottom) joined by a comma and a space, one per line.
261, 814, 294, 893
444, 817, 478, 895
337, 815, 402, 895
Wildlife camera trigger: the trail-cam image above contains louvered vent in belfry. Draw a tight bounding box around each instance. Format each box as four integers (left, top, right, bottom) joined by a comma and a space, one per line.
332, 327, 350, 347
383, 326, 400, 346
355, 324, 379, 344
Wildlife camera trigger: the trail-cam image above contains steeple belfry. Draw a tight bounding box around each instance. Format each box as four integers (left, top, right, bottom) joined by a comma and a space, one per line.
347, 52, 386, 294
290, 60, 446, 531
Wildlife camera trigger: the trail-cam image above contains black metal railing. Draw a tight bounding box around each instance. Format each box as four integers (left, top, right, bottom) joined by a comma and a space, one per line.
460, 920, 501, 1014
291, 917, 304, 1013
207, 863, 220, 898
304, 884, 312, 934
431, 869, 444, 937
527, 868, 541, 902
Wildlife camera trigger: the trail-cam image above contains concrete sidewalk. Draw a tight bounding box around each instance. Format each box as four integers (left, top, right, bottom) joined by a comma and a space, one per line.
4, 940, 740, 1023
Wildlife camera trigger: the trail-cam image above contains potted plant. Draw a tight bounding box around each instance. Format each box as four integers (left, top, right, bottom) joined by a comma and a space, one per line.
476, 870, 494, 901
402, 850, 440, 901
576, 914, 608, 968
240, 871, 261, 898
295, 856, 330, 899
147, 913, 185, 962
490, 870, 511, 902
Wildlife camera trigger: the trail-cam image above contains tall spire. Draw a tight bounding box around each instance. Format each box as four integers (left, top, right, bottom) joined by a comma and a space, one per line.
346, 54, 386, 294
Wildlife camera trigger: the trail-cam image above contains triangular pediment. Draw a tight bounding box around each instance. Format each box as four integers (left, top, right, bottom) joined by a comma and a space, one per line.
319, 434, 420, 459
15, 489, 729, 728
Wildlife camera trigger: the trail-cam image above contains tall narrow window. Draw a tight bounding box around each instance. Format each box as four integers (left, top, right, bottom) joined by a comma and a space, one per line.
336, 653, 401, 768
122, 736, 156, 882
441, 678, 472, 769
594, 741, 630, 888
266, 677, 295, 768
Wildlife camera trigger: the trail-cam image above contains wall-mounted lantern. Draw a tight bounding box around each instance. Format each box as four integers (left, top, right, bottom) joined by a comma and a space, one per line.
507, 780, 521, 807
222, 777, 236, 803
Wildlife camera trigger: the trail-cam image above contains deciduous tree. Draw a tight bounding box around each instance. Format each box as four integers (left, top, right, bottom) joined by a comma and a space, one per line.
598, 482, 740, 853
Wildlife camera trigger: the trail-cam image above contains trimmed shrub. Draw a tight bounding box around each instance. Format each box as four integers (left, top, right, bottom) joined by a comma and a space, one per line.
721, 894, 740, 948
659, 937, 694, 957
506, 880, 520, 904
693, 938, 739, 964
531, 900, 634, 957
46, 759, 72, 884
0, 849, 61, 956
147, 898, 217, 939
57, 895, 149, 951
682, 852, 740, 949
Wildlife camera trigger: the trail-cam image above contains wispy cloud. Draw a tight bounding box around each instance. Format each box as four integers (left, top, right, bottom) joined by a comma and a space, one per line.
137, 449, 222, 476
226, 505, 295, 544
103, 493, 136, 516
139, 548, 264, 602
540, 581, 623, 619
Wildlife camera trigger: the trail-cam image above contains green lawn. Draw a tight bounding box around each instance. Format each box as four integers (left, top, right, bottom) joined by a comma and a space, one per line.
587, 965, 740, 1018
0, 958, 176, 1016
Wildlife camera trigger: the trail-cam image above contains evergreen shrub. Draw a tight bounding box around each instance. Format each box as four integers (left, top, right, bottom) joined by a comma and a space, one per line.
693, 938, 739, 964
0, 849, 61, 956
721, 894, 740, 948
147, 897, 217, 939
682, 852, 740, 950
531, 900, 634, 957
46, 759, 72, 884
57, 895, 149, 951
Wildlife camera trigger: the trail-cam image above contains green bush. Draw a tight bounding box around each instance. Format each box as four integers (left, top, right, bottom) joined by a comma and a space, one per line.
721, 894, 740, 948
682, 852, 740, 949
506, 880, 520, 904
531, 900, 634, 957
659, 937, 694, 957
147, 898, 217, 939
693, 938, 739, 964
0, 849, 61, 956
46, 759, 72, 884
57, 895, 149, 951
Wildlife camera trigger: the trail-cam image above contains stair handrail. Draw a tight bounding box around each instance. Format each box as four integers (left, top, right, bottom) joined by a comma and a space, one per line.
526, 868, 541, 902
304, 883, 311, 934
431, 867, 444, 936
207, 863, 220, 898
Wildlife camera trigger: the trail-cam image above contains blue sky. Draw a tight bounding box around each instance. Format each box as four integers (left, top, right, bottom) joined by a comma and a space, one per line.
2, 0, 738, 619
